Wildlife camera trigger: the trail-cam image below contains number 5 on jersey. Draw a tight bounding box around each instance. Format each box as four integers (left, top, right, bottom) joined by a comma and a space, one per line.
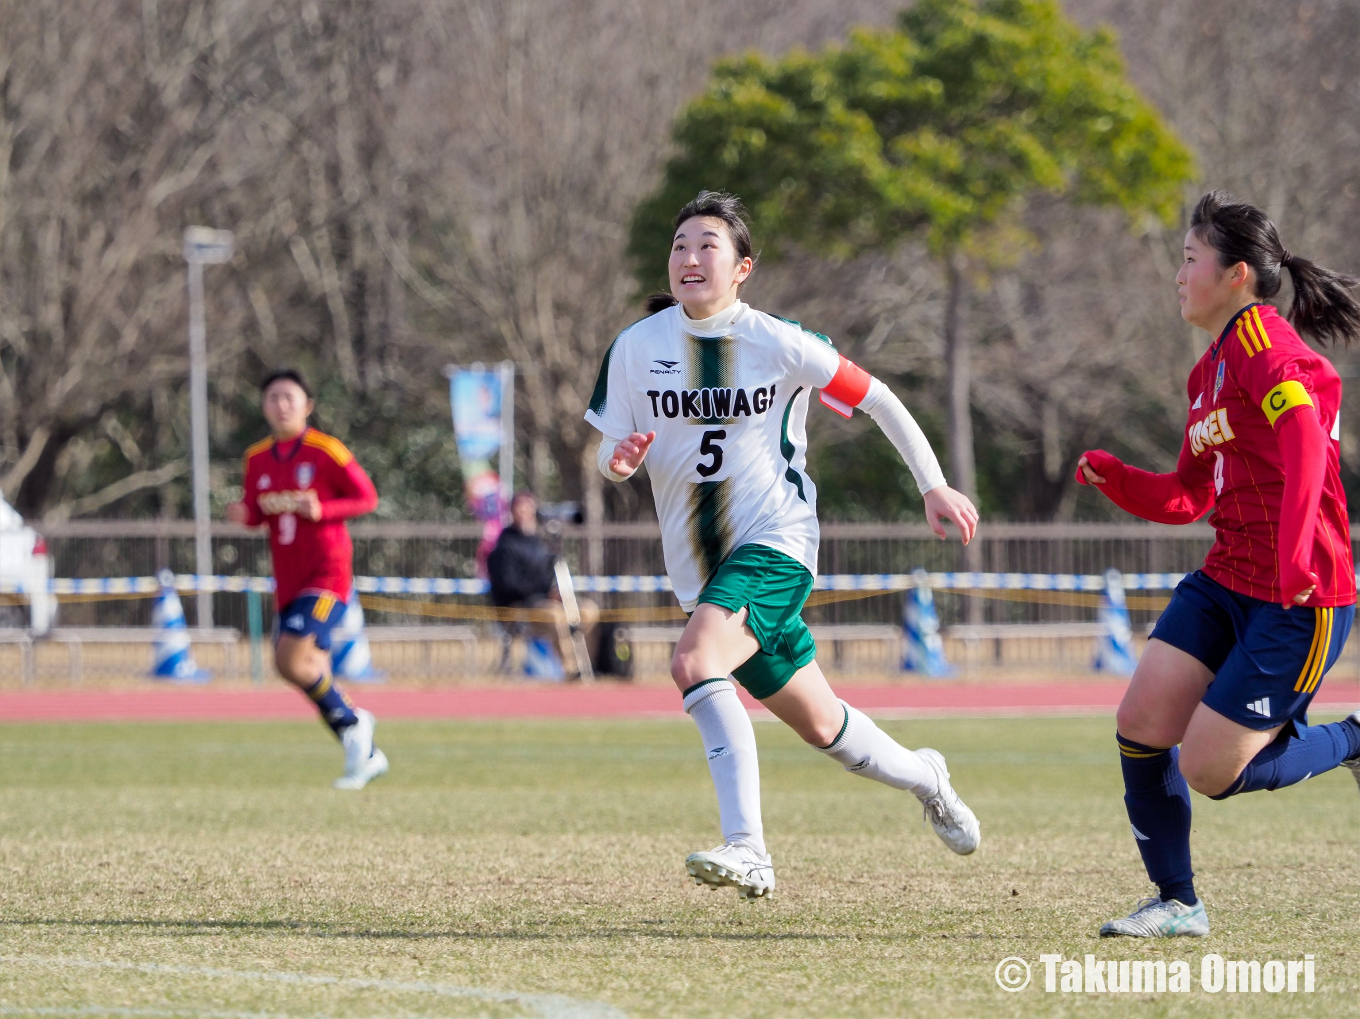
696, 429, 726, 478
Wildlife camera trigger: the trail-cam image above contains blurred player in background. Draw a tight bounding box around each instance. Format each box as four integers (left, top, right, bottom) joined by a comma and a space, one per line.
227, 369, 387, 790
588, 191, 980, 900
1078, 192, 1360, 937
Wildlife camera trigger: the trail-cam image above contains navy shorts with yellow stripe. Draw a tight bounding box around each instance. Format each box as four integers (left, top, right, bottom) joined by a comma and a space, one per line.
277, 592, 347, 650
1150, 571, 1354, 731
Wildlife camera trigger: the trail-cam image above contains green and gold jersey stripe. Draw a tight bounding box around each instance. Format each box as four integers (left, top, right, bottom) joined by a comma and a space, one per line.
588, 338, 618, 417
683, 331, 739, 424
780, 386, 807, 503
688, 479, 733, 590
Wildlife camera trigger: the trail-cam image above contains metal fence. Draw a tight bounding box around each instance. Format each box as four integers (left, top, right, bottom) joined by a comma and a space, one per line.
36, 518, 1240, 633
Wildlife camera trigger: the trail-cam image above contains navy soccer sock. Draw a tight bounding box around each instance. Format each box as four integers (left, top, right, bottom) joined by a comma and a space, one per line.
1214, 718, 1360, 798
1118, 734, 1196, 906
305, 674, 359, 737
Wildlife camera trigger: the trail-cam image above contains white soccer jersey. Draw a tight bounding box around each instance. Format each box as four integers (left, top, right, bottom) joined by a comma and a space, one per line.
585, 302, 841, 611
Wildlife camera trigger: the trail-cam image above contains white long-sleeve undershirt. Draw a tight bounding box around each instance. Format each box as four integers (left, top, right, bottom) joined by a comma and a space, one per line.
597, 434, 631, 482
856, 377, 947, 495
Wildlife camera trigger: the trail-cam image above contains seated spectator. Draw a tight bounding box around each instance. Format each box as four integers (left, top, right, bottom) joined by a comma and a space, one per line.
487, 491, 598, 677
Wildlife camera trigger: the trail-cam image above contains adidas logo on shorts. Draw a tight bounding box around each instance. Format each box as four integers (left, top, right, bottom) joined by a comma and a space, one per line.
1246, 697, 1272, 717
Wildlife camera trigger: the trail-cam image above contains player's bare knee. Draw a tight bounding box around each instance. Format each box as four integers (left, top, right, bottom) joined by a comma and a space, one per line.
273, 648, 301, 683
670, 650, 708, 690
274, 639, 319, 685
1184, 769, 1234, 798
801, 715, 843, 748
1115, 702, 1167, 747
1177, 749, 1233, 797
1114, 702, 1147, 742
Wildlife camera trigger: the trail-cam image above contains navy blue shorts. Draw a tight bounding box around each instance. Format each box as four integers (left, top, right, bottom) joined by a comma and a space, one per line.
276, 592, 347, 650
1150, 571, 1353, 731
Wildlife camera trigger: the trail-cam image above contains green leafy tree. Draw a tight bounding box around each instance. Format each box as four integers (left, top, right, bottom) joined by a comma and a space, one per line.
631, 0, 1193, 501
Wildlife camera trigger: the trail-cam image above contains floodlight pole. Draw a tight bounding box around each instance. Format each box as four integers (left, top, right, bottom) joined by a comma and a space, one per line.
183, 227, 234, 630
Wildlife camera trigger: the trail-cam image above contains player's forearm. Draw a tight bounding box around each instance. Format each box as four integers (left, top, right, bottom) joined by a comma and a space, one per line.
596, 435, 629, 482
1276, 406, 1327, 600
1112, 467, 1214, 525
855, 378, 946, 495
319, 466, 379, 521
1078, 451, 1213, 524
319, 496, 377, 521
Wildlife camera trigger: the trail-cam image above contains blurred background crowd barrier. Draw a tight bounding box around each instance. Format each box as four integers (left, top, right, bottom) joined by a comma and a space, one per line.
7, 519, 1355, 688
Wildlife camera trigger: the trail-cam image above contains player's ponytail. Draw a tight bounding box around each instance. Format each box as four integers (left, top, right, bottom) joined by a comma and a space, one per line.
1281, 253, 1360, 348
644, 292, 680, 314
1191, 190, 1360, 346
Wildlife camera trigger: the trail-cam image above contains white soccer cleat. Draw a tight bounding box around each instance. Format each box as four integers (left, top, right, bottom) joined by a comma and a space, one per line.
1099, 896, 1209, 938
1340, 710, 1360, 795
916, 747, 980, 855
685, 843, 775, 900
333, 708, 388, 790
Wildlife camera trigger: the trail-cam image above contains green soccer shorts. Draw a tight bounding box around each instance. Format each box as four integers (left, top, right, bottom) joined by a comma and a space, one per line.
696, 543, 817, 699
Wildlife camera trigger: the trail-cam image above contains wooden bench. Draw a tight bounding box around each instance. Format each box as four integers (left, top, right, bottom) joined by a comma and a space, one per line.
0, 629, 34, 686
945, 622, 1111, 664
44, 627, 243, 685
361, 625, 479, 677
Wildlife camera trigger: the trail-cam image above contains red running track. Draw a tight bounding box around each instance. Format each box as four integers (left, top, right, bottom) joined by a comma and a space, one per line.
2, 678, 1359, 722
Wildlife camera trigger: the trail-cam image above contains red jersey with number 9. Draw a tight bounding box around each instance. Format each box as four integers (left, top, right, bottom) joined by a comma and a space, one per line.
1183, 303, 1354, 605
241, 428, 379, 607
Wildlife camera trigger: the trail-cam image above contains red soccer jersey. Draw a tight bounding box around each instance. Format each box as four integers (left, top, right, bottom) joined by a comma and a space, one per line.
241, 428, 379, 608
1182, 303, 1354, 606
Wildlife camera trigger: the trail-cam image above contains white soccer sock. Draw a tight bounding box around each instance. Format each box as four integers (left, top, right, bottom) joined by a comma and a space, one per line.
817, 701, 938, 799
683, 679, 765, 856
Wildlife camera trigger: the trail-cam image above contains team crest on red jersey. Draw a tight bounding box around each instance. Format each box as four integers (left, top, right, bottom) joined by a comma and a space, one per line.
1213, 360, 1226, 403
295, 463, 315, 488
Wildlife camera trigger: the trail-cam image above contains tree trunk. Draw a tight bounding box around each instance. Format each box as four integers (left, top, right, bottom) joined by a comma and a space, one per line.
943, 254, 976, 503
581, 441, 604, 577
943, 253, 982, 602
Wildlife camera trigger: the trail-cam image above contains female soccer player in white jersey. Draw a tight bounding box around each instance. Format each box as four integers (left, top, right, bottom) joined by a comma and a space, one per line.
585, 192, 981, 898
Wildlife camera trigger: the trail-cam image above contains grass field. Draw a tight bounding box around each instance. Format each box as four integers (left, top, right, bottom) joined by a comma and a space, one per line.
0, 715, 1357, 1018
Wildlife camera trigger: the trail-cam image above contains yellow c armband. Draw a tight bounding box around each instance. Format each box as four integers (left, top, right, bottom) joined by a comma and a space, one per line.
1261, 380, 1313, 428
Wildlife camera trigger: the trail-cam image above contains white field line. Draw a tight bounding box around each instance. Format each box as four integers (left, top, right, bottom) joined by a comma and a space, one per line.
0, 1007, 285, 1017
0, 956, 627, 1019
738, 705, 1120, 720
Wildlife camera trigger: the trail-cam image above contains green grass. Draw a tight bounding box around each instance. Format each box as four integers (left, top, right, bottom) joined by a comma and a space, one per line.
0, 716, 1356, 1017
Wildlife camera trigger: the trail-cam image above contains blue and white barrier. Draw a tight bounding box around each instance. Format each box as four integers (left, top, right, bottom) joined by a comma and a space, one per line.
0, 571, 1195, 596
330, 588, 383, 682
902, 570, 952, 677
150, 570, 210, 682
1094, 569, 1139, 675
523, 635, 565, 680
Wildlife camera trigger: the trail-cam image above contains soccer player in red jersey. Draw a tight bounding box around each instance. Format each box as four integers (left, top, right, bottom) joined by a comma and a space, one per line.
1077, 192, 1360, 937
226, 369, 387, 789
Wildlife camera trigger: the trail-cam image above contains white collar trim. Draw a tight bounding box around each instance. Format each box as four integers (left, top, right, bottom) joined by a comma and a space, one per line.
679, 301, 747, 335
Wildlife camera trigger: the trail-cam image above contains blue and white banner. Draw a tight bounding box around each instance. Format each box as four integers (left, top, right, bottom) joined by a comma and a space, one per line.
449, 369, 504, 464
449, 367, 506, 523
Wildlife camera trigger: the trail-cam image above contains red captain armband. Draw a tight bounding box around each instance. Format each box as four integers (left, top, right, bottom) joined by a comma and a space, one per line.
819, 355, 872, 418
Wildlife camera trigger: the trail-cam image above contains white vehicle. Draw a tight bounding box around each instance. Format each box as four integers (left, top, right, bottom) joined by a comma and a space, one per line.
0, 496, 55, 635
